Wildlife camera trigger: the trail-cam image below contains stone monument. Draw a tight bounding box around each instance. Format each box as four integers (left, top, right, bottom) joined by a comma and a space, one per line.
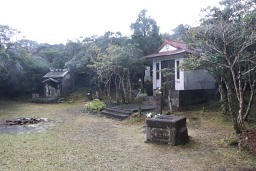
145, 115, 189, 145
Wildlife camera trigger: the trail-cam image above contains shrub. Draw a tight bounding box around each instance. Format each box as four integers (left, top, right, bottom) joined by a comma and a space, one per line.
135, 92, 147, 114
135, 92, 147, 105
84, 99, 106, 113
239, 128, 256, 154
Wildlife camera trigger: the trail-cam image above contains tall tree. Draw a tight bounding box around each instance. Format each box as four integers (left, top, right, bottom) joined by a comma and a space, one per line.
130, 9, 162, 55
0, 25, 49, 96
186, 0, 256, 133
170, 24, 190, 41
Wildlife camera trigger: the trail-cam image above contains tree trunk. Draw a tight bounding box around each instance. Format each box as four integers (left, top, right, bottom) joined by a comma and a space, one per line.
218, 77, 228, 114
230, 66, 240, 101
243, 80, 256, 120
225, 80, 241, 134
121, 75, 127, 103
107, 79, 111, 101
237, 60, 246, 130
114, 75, 119, 103
127, 70, 132, 102
167, 89, 173, 113
97, 77, 103, 99
118, 76, 125, 103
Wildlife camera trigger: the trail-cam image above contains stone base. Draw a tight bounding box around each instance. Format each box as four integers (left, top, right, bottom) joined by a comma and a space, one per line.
146, 115, 189, 145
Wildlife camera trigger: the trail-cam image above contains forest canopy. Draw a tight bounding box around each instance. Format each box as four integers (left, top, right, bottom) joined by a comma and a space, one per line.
0, 10, 173, 98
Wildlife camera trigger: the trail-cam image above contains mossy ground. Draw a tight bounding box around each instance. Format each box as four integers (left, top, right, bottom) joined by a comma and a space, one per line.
0, 99, 256, 170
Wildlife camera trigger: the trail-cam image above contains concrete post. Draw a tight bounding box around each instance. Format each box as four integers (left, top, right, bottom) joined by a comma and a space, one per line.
154, 90, 162, 114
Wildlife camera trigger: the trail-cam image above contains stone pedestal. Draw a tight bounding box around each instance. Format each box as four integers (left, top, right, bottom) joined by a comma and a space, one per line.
153, 91, 162, 114
145, 115, 189, 145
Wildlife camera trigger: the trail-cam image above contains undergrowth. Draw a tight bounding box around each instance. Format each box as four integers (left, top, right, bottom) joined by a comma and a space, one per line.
84, 99, 106, 113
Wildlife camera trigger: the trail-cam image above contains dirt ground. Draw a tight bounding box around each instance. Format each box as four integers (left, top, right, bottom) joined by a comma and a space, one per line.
0, 100, 255, 171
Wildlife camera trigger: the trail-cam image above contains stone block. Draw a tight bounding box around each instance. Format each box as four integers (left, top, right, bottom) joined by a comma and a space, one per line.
145, 115, 189, 145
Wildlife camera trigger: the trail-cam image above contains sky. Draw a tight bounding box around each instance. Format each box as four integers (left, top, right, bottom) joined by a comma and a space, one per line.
0, 0, 220, 44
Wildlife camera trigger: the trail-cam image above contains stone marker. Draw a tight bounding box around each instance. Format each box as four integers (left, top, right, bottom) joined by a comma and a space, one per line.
145, 115, 189, 145
153, 90, 162, 114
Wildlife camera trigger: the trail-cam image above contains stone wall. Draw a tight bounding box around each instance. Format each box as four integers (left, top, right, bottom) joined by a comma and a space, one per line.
184, 69, 216, 90
179, 89, 217, 106
61, 73, 74, 96
162, 89, 217, 108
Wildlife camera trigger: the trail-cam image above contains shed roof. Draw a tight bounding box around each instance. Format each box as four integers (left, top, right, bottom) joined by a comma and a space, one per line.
42, 78, 59, 83
143, 49, 187, 59
43, 69, 69, 78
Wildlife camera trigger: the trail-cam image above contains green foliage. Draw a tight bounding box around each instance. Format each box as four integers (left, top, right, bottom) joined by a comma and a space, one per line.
0, 25, 19, 47
34, 43, 66, 67
170, 24, 191, 41
0, 24, 146, 98
0, 25, 50, 96
135, 91, 147, 105
130, 9, 162, 55
76, 33, 144, 102
84, 99, 106, 113
0, 10, 161, 99
185, 0, 256, 132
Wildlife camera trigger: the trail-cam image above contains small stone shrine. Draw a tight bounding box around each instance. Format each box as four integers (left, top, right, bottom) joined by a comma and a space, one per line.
145, 115, 189, 145
42, 68, 74, 97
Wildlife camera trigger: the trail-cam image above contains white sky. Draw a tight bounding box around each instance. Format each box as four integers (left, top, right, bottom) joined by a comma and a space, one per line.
0, 0, 220, 44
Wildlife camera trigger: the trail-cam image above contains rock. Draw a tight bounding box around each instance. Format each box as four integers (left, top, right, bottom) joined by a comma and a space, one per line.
5, 117, 48, 126
40, 118, 48, 122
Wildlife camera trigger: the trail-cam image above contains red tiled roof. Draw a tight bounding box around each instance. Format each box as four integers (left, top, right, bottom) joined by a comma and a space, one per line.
143, 40, 191, 59
156, 40, 187, 53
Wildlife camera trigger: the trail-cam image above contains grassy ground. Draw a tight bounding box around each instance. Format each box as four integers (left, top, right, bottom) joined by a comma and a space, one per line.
0, 99, 256, 170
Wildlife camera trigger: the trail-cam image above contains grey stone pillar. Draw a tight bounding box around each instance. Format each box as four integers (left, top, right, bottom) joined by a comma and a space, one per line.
154, 90, 162, 114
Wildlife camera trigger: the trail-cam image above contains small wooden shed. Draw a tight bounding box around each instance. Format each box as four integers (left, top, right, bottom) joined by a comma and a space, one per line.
42, 69, 74, 97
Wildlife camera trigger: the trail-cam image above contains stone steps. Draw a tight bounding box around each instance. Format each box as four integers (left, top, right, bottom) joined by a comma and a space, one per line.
106, 107, 135, 114
140, 106, 155, 111
101, 97, 155, 120
101, 105, 155, 120
101, 107, 133, 120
